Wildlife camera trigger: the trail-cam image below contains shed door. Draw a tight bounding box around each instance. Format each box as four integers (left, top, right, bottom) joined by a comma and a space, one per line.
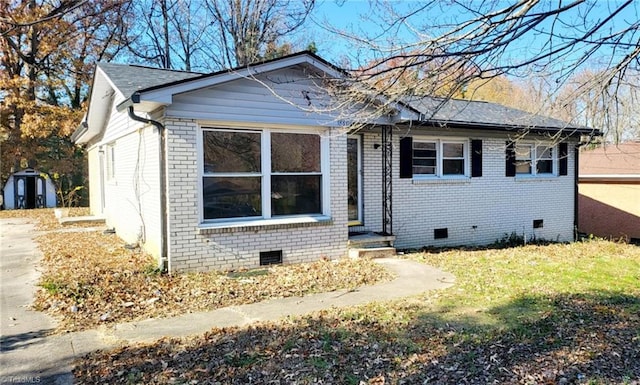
15, 176, 44, 209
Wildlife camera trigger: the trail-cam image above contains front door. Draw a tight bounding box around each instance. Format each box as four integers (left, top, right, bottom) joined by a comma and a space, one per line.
347, 136, 362, 225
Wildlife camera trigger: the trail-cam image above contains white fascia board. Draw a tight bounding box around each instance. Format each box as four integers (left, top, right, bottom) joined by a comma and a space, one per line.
77, 68, 118, 144
136, 54, 345, 106
97, 66, 127, 101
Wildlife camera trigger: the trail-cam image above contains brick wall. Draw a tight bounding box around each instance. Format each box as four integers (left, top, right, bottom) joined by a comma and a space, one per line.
360, 131, 576, 249
164, 118, 348, 272
578, 183, 640, 240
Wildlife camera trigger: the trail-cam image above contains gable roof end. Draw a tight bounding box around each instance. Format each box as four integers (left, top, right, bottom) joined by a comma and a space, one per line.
73, 51, 344, 144
116, 51, 346, 112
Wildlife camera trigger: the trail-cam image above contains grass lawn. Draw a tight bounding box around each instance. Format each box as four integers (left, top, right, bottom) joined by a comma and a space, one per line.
74, 241, 640, 384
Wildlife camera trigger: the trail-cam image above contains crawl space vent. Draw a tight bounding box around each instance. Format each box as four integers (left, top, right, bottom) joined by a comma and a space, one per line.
434, 228, 449, 239
260, 250, 283, 266
533, 219, 544, 229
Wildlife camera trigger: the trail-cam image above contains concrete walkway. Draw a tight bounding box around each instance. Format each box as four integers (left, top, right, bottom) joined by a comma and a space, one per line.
0, 218, 455, 385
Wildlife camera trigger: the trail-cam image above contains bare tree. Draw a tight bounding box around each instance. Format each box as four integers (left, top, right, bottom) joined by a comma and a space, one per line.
124, 0, 210, 71
123, 0, 316, 71
320, 0, 640, 140
203, 0, 315, 68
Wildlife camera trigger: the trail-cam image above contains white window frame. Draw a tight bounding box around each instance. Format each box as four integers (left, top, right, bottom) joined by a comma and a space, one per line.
105, 143, 116, 182
413, 138, 469, 179
515, 142, 557, 177
198, 126, 331, 224
347, 135, 363, 225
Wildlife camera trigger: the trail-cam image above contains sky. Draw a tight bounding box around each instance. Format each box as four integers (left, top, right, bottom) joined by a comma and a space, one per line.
305, 0, 640, 75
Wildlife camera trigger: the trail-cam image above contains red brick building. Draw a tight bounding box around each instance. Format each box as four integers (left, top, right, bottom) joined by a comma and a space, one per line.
579, 142, 640, 243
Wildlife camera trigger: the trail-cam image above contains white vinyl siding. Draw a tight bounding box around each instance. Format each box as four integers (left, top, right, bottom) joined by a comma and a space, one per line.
167, 68, 365, 127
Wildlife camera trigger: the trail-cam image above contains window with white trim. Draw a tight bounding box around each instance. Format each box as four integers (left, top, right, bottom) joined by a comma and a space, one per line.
106, 143, 116, 181
413, 139, 468, 177
201, 128, 324, 221
515, 143, 555, 176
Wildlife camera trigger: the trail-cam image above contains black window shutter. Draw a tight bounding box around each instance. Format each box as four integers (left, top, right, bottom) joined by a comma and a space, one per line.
399, 136, 413, 179
559, 142, 568, 176
471, 139, 483, 177
505, 141, 516, 177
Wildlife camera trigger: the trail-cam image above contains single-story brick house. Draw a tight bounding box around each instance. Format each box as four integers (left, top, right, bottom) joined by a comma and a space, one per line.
73, 51, 597, 272
578, 142, 640, 243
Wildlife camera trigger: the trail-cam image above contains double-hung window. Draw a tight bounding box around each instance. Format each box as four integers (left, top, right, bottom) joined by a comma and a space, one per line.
515, 143, 555, 176
412, 139, 468, 178
201, 128, 324, 222
270, 132, 321, 215
202, 129, 262, 220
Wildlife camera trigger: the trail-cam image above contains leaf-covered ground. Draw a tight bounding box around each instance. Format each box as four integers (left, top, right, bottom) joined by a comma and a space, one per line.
74, 241, 640, 384
3, 209, 639, 383
1, 209, 392, 332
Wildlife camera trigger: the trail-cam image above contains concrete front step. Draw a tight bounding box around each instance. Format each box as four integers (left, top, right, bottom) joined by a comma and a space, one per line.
58, 215, 106, 226
348, 246, 397, 259
348, 232, 396, 248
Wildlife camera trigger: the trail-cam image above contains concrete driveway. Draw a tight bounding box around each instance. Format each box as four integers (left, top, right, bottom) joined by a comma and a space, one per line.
0, 218, 74, 384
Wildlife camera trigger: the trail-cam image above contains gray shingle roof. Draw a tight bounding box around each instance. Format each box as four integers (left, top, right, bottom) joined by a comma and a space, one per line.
96, 61, 594, 134
406, 97, 589, 131
97, 62, 202, 98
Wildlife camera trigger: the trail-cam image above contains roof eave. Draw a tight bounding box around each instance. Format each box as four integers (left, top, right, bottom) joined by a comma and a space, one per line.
409, 119, 599, 137
71, 120, 88, 143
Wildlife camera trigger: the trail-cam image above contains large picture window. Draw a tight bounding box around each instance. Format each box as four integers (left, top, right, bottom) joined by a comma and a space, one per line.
413, 139, 468, 177
202, 128, 324, 221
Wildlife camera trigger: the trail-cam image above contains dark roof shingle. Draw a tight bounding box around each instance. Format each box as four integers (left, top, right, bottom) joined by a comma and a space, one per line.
406, 97, 589, 131
97, 62, 202, 98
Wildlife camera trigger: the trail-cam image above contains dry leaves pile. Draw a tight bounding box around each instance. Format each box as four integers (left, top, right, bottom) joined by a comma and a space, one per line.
33, 226, 392, 333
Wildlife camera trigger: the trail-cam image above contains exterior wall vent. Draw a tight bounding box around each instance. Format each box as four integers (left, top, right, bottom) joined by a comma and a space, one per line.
533, 219, 544, 229
260, 250, 283, 266
434, 228, 448, 239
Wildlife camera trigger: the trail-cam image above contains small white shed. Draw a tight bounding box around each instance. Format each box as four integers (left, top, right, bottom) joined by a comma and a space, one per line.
3, 168, 57, 209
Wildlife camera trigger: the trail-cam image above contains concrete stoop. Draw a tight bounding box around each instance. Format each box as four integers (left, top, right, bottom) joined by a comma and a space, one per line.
58, 215, 106, 226
348, 246, 397, 259
348, 231, 397, 259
